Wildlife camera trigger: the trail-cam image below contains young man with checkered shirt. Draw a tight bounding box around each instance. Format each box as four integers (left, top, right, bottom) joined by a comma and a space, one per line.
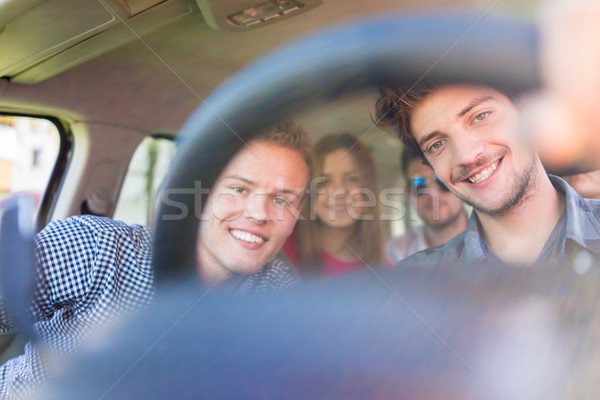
0, 120, 313, 398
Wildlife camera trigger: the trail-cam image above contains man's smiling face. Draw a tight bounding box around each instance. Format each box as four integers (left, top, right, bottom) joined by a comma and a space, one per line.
410, 85, 540, 217
197, 141, 308, 283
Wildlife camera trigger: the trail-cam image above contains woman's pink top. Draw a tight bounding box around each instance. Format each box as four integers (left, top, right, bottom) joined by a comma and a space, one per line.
283, 237, 363, 277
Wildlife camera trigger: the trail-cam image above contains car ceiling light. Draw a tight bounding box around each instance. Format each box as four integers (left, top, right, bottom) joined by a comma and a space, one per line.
227, 0, 304, 28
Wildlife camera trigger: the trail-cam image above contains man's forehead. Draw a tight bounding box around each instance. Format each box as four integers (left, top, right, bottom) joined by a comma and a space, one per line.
226, 142, 303, 169
217, 141, 308, 190
416, 85, 502, 112
411, 85, 508, 138
222, 173, 304, 189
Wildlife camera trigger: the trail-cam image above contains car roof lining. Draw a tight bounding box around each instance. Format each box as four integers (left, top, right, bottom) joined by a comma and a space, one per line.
0, 0, 536, 135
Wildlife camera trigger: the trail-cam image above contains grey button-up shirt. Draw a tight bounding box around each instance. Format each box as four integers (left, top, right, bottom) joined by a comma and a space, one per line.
397, 175, 600, 270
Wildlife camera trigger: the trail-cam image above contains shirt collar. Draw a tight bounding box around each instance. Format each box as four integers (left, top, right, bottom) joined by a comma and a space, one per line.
461, 212, 488, 264
459, 174, 600, 263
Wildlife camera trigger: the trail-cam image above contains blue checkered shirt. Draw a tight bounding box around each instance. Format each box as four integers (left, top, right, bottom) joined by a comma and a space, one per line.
0, 215, 298, 398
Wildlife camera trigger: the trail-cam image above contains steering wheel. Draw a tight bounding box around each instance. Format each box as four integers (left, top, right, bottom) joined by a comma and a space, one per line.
46, 12, 600, 400
152, 12, 538, 281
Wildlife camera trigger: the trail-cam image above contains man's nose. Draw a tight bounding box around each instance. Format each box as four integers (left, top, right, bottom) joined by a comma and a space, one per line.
452, 133, 485, 166
245, 194, 270, 223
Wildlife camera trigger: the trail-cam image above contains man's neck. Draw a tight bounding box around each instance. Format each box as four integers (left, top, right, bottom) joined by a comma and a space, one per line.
423, 210, 469, 248
196, 251, 238, 287
477, 173, 566, 266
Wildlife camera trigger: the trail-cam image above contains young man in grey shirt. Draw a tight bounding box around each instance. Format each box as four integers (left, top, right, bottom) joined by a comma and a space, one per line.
375, 84, 600, 269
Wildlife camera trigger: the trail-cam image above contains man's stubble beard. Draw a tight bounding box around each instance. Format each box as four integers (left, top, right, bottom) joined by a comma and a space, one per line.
457, 155, 540, 218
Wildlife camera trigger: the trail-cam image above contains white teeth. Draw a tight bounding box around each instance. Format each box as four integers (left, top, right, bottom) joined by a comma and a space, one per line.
230, 229, 265, 244
469, 162, 498, 184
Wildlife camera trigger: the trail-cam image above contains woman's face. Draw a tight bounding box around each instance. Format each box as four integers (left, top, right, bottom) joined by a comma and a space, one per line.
315, 149, 366, 229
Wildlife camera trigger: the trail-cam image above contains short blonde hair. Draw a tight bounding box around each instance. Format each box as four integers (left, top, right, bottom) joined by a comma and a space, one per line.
254, 119, 314, 178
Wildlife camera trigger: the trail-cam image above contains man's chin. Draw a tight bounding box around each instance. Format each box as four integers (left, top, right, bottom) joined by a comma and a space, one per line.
471, 197, 523, 218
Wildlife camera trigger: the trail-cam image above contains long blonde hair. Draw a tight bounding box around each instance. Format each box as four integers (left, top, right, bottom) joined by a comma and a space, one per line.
294, 133, 384, 270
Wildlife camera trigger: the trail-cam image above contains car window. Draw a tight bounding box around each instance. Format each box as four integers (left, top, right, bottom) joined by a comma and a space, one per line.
0, 115, 61, 217
113, 135, 176, 226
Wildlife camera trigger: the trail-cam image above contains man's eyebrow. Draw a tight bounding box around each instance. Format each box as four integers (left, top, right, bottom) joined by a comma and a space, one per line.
457, 96, 495, 118
418, 131, 443, 149
223, 175, 303, 195
222, 175, 255, 186
278, 188, 303, 196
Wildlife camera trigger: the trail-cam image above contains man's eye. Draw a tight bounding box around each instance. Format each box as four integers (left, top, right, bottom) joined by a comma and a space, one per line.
231, 186, 247, 194
473, 111, 489, 123
274, 197, 290, 207
428, 139, 446, 152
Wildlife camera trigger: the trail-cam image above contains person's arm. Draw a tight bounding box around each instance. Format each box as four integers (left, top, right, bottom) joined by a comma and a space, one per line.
0, 218, 94, 333
0, 216, 154, 398
30, 218, 99, 323
29, 216, 154, 330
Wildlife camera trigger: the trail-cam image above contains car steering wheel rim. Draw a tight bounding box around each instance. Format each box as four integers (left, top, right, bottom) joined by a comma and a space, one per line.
152, 12, 539, 282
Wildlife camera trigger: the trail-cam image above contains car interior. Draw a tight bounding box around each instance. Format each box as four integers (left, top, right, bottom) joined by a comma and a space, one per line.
0, 0, 537, 229
1, 0, 598, 398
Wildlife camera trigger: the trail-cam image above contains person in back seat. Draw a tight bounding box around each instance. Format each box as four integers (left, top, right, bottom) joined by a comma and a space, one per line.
0, 119, 312, 398
283, 133, 385, 278
385, 145, 468, 265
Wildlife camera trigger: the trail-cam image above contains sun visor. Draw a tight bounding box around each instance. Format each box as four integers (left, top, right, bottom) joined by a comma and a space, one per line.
118, 0, 165, 17
7, 0, 192, 84
0, 0, 45, 31
0, 0, 117, 79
